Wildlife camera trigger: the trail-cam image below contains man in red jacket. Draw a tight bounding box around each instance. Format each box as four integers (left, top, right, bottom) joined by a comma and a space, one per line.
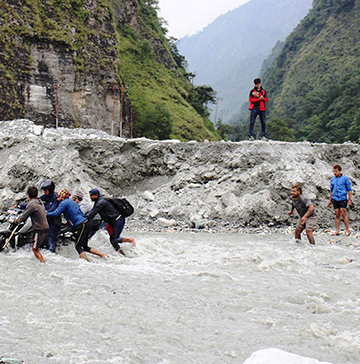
248, 77, 268, 141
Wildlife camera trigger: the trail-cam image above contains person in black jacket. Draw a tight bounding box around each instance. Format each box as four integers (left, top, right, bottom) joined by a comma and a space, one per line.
39, 179, 61, 253
85, 189, 136, 255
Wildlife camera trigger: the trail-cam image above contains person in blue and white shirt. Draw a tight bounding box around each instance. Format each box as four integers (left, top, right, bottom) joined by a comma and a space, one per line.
327, 164, 353, 236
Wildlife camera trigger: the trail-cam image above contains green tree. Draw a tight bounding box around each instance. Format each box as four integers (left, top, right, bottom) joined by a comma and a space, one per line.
347, 110, 360, 142
267, 117, 296, 141
187, 85, 216, 119
216, 120, 237, 141
133, 102, 172, 140
168, 37, 187, 70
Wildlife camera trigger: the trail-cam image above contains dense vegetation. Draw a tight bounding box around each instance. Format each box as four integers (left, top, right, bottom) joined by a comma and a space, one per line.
115, 0, 218, 140
0, 0, 218, 141
261, 0, 360, 143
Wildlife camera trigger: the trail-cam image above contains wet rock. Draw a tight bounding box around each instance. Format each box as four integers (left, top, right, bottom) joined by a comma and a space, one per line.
33, 125, 44, 136
149, 208, 160, 218
144, 190, 155, 201
156, 217, 177, 227
194, 219, 206, 229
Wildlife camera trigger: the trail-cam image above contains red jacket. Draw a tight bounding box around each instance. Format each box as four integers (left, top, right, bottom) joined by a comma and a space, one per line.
249, 87, 268, 111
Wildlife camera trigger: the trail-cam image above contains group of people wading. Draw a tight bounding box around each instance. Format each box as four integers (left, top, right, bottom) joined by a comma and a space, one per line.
10, 162, 355, 261
14, 180, 135, 263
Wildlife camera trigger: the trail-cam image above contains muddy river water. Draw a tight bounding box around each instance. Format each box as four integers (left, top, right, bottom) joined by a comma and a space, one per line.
1, 231, 359, 364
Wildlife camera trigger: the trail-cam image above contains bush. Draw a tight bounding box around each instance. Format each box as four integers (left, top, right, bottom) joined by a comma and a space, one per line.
267, 117, 296, 141
133, 102, 172, 140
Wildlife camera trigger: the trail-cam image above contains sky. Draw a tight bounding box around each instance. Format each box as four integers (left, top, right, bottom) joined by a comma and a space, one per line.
157, 0, 251, 39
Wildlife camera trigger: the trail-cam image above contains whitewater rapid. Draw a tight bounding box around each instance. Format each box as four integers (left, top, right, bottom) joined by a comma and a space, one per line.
1, 230, 359, 363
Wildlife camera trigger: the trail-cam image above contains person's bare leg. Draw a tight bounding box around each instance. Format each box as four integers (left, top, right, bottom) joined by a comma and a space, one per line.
123, 237, 136, 247
79, 252, 89, 261
334, 209, 341, 234
341, 208, 350, 234
306, 230, 315, 245
32, 248, 45, 263
89, 247, 108, 258
295, 226, 304, 241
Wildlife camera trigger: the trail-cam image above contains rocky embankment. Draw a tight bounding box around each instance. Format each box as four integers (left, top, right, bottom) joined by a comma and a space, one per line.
0, 120, 359, 235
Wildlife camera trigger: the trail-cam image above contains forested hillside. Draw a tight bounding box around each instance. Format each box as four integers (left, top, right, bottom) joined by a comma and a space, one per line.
262, 0, 360, 143
178, 0, 312, 124
0, 0, 217, 141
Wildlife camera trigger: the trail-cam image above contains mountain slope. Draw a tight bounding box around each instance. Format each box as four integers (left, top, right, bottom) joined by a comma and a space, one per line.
0, 0, 217, 141
178, 0, 312, 123
262, 0, 360, 143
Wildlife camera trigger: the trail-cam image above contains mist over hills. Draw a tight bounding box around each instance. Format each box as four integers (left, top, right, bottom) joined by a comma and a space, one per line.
178, 0, 313, 123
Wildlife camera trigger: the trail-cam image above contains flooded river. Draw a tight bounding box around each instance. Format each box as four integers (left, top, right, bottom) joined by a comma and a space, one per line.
1, 231, 359, 364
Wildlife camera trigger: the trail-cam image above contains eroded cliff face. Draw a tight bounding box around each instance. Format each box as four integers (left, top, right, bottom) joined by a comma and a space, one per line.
1, 1, 121, 133
27, 39, 120, 131
1, 120, 359, 231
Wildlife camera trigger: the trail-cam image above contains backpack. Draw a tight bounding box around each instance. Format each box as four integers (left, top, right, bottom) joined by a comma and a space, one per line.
106, 197, 134, 217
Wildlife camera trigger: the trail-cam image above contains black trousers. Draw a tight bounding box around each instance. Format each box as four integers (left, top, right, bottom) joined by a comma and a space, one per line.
73, 222, 91, 254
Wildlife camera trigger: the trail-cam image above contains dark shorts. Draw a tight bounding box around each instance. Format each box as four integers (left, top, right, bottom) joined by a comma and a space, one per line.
332, 199, 348, 209
31, 230, 48, 250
